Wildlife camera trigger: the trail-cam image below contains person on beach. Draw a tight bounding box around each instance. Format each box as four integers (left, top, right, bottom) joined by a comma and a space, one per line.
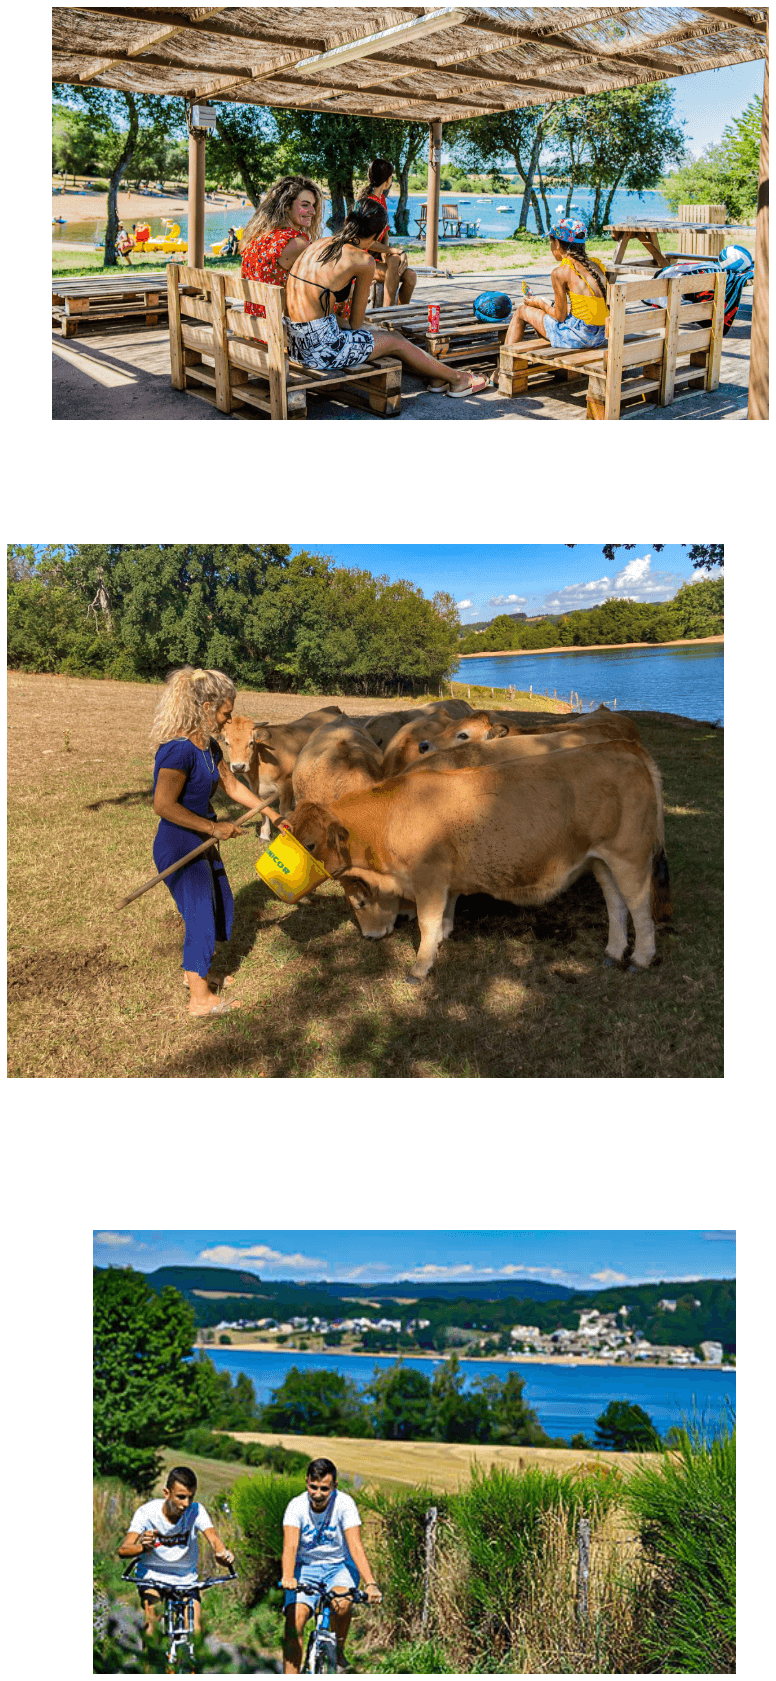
494, 211, 609, 380
150, 667, 265, 1019
281, 1458, 382, 1674
284, 199, 489, 396
116, 222, 134, 264
357, 157, 417, 307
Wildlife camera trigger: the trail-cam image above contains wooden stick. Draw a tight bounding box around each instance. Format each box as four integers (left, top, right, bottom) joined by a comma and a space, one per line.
117, 798, 281, 910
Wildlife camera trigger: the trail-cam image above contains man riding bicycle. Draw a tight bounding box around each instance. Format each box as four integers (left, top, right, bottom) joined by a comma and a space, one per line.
118, 1465, 234, 1640
281, 1457, 382, 1674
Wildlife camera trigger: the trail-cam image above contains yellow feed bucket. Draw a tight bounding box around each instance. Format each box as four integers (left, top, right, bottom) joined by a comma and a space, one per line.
255, 830, 330, 903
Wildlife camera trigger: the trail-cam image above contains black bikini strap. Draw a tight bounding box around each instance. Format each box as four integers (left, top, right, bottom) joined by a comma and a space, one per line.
285, 267, 333, 315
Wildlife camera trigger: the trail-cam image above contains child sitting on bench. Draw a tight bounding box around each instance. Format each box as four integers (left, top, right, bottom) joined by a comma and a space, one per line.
496, 212, 608, 379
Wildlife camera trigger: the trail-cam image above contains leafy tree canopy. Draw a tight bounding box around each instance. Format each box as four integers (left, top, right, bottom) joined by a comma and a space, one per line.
93, 1267, 196, 1492
661, 95, 763, 221
594, 1400, 661, 1452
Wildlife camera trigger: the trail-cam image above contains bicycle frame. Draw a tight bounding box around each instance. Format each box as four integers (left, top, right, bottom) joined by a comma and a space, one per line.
122, 1556, 237, 1671
284, 1581, 368, 1675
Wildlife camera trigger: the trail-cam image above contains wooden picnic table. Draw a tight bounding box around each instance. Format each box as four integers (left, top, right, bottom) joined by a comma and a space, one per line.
605, 220, 727, 273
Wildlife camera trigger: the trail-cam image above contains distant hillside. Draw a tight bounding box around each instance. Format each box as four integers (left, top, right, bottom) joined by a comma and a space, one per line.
137, 1268, 574, 1307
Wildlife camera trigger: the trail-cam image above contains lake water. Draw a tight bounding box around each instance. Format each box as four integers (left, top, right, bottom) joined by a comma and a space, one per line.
53, 187, 674, 248
455, 644, 723, 723
201, 1347, 734, 1444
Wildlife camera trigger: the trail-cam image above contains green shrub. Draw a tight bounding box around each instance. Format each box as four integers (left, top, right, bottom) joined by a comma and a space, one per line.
361, 1486, 450, 1638
231, 1471, 307, 1605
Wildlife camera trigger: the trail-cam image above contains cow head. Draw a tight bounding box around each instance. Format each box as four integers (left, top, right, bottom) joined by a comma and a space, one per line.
286, 802, 352, 875
218, 714, 258, 774
340, 871, 413, 939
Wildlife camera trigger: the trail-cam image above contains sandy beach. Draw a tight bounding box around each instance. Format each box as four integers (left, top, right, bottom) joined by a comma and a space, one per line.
53, 184, 248, 221
459, 634, 724, 658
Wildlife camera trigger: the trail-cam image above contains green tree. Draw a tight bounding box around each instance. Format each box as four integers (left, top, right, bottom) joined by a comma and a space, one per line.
368, 1363, 434, 1440
272, 110, 390, 227
93, 1268, 197, 1492
453, 107, 552, 233
579, 84, 685, 234
661, 95, 762, 221
209, 104, 283, 205
259, 1366, 372, 1436
475, 1370, 549, 1445
594, 1400, 661, 1452
52, 87, 185, 266
430, 1353, 491, 1443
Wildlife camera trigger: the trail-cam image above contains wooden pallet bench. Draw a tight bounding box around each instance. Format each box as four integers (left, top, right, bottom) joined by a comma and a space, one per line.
496, 269, 726, 420
52, 273, 168, 337
167, 266, 402, 420
366, 298, 511, 366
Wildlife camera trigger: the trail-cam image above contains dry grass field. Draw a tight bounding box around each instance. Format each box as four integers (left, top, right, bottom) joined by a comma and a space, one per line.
222, 1430, 647, 1494
8, 672, 723, 1079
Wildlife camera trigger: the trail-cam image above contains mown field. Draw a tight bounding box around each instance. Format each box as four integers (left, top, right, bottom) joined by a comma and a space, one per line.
222, 1431, 647, 1494
8, 672, 723, 1079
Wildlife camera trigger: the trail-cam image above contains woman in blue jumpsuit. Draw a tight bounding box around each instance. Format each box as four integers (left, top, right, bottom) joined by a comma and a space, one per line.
150, 666, 265, 1018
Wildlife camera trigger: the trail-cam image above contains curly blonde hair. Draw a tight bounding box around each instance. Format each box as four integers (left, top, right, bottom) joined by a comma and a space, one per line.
240, 176, 323, 251
150, 667, 236, 750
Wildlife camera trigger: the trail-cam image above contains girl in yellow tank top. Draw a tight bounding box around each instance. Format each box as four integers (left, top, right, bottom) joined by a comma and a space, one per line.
496, 212, 609, 373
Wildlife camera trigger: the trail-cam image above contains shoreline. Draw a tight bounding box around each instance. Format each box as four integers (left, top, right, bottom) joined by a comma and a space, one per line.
458, 635, 724, 658
196, 1341, 733, 1372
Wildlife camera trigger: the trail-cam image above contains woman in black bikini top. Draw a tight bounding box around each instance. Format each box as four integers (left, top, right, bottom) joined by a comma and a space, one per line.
283, 200, 489, 398
287, 271, 354, 316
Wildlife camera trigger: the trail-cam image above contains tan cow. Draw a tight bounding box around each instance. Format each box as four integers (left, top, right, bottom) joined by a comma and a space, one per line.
384, 708, 640, 775
363, 699, 473, 751
292, 719, 384, 807
445, 705, 640, 742
218, 706, 339, 840
285, 742, 671, 982
381, 705, 483, 777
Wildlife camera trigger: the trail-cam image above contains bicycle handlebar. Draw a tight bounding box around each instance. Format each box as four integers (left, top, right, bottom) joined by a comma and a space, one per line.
122, 1559, 237, 1590
280, 1580, 370, 1606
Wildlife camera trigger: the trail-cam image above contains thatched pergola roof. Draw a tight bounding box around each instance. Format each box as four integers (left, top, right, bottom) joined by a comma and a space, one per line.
53, 7, 766, 122
52, 8, 769, 419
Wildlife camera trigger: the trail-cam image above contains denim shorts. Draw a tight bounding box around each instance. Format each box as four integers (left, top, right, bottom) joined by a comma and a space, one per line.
543, 315, 607, 350
284, 1563, 359, 1611
284, 313, 375, 371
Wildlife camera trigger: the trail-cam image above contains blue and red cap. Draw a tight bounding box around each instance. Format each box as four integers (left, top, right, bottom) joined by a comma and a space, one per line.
550, 212, 588, 244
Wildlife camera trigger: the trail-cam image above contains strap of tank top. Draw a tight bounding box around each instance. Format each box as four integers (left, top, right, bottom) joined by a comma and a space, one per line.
561, 254, 605, 298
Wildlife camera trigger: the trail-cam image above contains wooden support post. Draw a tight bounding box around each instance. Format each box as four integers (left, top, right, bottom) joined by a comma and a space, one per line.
188, 127, 205, 267
706, 268, 725, 391
749, 17, 769, 419
167, 266, 184, 390
426, 120, 442, 272
577, 1517, 590, 1625
421, 1506, 438, 1634
209, 272, 231, 414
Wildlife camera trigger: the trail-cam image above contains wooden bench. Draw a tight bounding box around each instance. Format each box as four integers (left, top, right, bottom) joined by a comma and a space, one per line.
366, 298, 510, 368
496, 269, 726, 420
167, 266, 402, 420
52, 273, 168, 337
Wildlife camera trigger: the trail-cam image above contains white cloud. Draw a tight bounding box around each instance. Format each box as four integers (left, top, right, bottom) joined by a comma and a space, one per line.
488, 593, 527, 608
197, 1243, 327, 1271
457, 599, 473, 610
543, 553, 683, 612
398, 1261, 574, 1283
94, 1231, 137, 1247
589, 1268, 630, 1285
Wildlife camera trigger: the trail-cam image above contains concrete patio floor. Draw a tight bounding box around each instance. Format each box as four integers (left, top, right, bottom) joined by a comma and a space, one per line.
52, 266, 752, 422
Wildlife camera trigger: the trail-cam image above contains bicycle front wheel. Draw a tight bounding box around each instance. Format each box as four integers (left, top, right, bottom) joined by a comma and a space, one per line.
309, 1632, 339, 1674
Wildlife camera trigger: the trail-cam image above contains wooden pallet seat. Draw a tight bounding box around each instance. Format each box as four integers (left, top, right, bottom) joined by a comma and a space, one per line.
52, 273, 167, 337
496, 270, 725, 419
366, 297, 510, 367
167, 267, 402, 419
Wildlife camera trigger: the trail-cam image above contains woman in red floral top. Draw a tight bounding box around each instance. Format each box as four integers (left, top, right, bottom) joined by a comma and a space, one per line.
240, 176, 331, 319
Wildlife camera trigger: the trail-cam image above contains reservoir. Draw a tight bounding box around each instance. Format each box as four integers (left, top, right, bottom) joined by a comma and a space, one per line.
201, 1347, 735, 1445
455, 643, 723, 723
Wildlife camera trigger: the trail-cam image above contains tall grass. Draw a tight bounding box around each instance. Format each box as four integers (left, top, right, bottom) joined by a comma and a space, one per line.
361, 1453, 737, 1673
625, 1427, 735, 1673
231, 1470, 307, 1604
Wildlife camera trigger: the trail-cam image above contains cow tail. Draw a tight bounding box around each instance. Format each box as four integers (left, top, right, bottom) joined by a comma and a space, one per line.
651, 847, 673, 925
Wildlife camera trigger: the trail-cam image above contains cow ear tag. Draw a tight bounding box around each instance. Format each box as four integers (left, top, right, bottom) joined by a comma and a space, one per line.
255, 830, 330, 902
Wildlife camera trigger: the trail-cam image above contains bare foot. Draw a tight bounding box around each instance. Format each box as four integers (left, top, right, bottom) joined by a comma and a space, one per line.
188, 998, 242, 1019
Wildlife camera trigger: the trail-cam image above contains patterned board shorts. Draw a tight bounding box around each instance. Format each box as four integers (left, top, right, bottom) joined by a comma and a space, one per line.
543, 314, 607, 350
284, 312, 375, 371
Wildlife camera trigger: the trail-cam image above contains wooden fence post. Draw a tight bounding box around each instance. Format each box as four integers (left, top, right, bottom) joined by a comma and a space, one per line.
577, 1519, 591, 1620
424, 1512, 436, 1627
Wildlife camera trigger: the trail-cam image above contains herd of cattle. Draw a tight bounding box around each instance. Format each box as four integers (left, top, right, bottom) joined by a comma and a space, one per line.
218, 700, 672, 983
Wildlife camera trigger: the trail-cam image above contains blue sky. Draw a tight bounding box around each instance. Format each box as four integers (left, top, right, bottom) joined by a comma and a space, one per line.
443, 58, 765, 164
93, 1230, 735, 1289
295, 544, 720, 625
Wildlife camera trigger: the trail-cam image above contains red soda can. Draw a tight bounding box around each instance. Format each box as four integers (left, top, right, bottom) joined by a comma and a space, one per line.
428, 304, 440, 333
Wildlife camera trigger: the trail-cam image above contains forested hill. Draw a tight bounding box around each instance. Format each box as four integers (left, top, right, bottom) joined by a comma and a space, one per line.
459, 576, 723, 654
95, 1266, 735, 1351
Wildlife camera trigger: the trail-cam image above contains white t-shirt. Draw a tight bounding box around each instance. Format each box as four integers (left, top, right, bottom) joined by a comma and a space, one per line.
284, 1489, 361, 1572
129, 1498, 213, 1587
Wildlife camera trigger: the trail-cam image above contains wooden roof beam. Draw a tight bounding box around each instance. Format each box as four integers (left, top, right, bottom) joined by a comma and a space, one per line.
76, 7, 228, 84
694, 8, 768, 34
195, 6, 469, 99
